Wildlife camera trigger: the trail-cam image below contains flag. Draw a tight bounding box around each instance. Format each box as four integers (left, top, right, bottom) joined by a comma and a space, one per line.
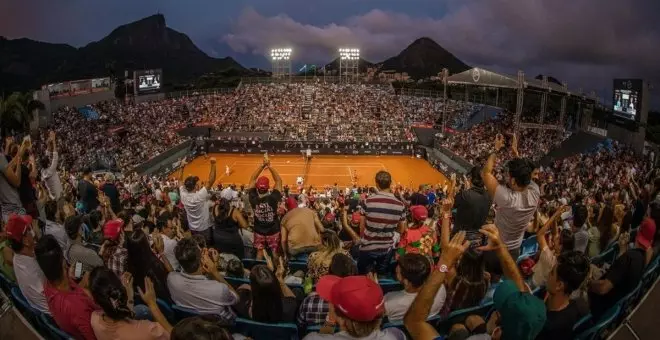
299, 64, 307, 72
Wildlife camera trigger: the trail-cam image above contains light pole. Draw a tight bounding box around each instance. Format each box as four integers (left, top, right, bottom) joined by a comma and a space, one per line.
338, 48, 360, 84
270, 48, 292, 81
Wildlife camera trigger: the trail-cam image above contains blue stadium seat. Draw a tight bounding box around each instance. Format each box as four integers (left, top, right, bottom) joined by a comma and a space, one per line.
39, 314, 74, 340
171, 304, 200, 322
0, 270, 15, 294
156, 299, 175, 324
437, 302, 494, 335
10, 286, 42, 323
575, 305, 620, 340
378, 280, 403, 294
225, 276, 251, 289
520, 236, 539, 256
289, 261, 308, 273
242, 259, 266, 270
234, 317, 299, 340
591, 247, 617, 266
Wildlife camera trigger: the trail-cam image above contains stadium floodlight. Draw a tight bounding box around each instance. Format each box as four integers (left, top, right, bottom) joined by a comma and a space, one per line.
338, 47, 360, 83
270, 48, 293, 80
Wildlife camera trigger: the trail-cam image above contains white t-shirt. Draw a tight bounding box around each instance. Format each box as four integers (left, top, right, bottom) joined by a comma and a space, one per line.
179, 186, 212, 232
531, 246, 556, 288
13, 254, 49, 314
493, 182, 541, 250
384, 285, 447, 321
161, 234, 180, 271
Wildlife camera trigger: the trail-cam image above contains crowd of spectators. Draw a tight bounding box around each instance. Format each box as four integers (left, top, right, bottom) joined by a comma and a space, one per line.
1, 80, 659, 339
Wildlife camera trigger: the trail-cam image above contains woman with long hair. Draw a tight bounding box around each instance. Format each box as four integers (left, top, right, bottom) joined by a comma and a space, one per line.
306, 230, 349, 282
212, 198, 248, 259
125, 229, 172, 303
235, 257, 298, 323
588, 203, 619, 257
442, 249, 488, 312
89, 267, 172, 340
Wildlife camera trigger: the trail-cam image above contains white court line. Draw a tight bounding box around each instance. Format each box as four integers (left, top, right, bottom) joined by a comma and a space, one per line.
280, 173, 351, 177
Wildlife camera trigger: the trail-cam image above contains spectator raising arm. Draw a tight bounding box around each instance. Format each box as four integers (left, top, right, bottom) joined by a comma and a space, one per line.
481, 134, 505, 199
248, 163, 267, 189
404, 231, 470, 339
205, 157, 217, 191
478, 224, 527, 292
266, 164, 283, 192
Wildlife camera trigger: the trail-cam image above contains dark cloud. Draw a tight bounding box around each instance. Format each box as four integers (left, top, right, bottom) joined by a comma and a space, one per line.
223, 2, 660, 105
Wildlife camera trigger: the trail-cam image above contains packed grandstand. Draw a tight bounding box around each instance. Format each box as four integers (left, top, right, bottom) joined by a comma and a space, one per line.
1, 79, 659, 340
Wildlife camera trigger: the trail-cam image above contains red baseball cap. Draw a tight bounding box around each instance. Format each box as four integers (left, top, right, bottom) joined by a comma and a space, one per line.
636, 218, 656, 250
410, 205, 428, 221
256, 176, 270, 190
285, 197, 298, 210
104, 219, 124, 241
316, 275, 385, 322
5, 214, 33, 243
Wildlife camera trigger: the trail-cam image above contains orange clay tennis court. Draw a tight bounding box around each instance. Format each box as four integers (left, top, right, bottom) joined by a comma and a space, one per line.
171, 154, 448, 190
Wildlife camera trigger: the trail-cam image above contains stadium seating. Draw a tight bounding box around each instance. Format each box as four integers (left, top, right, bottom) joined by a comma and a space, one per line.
575, 305, 621, 340
234, 317, 299, 340
39, 314, 74, 340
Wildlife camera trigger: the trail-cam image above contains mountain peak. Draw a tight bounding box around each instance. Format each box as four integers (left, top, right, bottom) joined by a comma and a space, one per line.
379, 37, 470, 78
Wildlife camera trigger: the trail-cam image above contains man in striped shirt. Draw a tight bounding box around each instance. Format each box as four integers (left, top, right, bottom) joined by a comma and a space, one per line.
358, 171, 406, 274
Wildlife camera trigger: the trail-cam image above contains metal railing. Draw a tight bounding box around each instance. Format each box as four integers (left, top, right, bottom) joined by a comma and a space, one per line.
166, 87, 235, 99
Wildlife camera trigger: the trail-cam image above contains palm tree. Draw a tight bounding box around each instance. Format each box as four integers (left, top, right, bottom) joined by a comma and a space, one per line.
0, 92, 45, 136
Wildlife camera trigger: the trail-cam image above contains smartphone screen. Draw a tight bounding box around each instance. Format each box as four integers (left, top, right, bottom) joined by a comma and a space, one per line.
74, 262, 83, 279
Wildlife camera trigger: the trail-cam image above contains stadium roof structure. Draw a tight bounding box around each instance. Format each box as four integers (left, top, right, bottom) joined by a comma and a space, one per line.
447, 67, 593, 99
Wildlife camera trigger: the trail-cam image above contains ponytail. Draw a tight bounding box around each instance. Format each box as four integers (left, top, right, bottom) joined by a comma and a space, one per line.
89, 267, 135, 321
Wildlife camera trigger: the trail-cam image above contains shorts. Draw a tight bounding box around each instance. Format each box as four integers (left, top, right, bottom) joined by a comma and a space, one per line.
253, 232, 281, 252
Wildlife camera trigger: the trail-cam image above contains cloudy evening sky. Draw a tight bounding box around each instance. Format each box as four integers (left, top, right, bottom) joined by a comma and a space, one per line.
1, 0, 659, 107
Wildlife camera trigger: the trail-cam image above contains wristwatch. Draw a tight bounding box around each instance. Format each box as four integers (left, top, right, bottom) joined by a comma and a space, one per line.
438, 264, 449, 273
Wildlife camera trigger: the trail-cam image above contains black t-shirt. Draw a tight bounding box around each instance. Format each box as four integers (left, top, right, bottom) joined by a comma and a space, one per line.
454, 187, 492, 245
589, 248, 645, 318
78, 179, 99, 212
248, 188, 282, 235
536, 300, 584, 340
18, 164, 36, 206
409, 192, 428, 206
101, 183, 121, 213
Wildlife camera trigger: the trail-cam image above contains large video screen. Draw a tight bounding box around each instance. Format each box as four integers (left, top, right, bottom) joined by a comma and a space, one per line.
135, 69, 163, 94
613, 79, 642, 121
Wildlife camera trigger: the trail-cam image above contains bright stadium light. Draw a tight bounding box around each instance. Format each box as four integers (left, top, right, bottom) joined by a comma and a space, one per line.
338, 47, 360, 83
270, 48, 293, 80
270, 48, 292, 61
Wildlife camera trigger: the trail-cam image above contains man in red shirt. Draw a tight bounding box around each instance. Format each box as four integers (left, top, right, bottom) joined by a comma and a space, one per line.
35, 234, 98, 340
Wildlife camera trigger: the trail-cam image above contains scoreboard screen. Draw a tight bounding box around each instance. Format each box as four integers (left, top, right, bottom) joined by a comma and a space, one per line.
135, 69, 163, 94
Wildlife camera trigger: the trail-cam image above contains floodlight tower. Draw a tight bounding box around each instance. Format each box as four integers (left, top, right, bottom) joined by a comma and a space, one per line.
270, 48, 292, 81
338, 48, 360, 84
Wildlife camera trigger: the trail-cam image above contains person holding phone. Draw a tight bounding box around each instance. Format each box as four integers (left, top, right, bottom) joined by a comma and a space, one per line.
36, 234, 98, 340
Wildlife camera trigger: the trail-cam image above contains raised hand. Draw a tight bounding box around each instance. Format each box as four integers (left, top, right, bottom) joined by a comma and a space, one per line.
439, 231, 470, 268
121, 272, 134, 300
137, 277, 157, 306
477, 224, 503, 252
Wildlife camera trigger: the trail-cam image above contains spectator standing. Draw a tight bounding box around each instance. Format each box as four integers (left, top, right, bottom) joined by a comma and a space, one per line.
247, 161, 283, 261
212, 198, 248, 259
7, 214, 49, 313
40, 131, 63, 201
281, 197, 324, 258
35, 235, 98, 340
78, 168, 99, 213
409, 185, 429, 206
0, 138, 27, 221
100, 174, 121, 214
454, 166, 491, 245
481, 134, 540, 258
179, 158, 217, 245
358, 170, 405, 275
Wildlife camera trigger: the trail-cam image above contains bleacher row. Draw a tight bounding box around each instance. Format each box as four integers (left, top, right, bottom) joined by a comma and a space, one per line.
2, 229, 659, 340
